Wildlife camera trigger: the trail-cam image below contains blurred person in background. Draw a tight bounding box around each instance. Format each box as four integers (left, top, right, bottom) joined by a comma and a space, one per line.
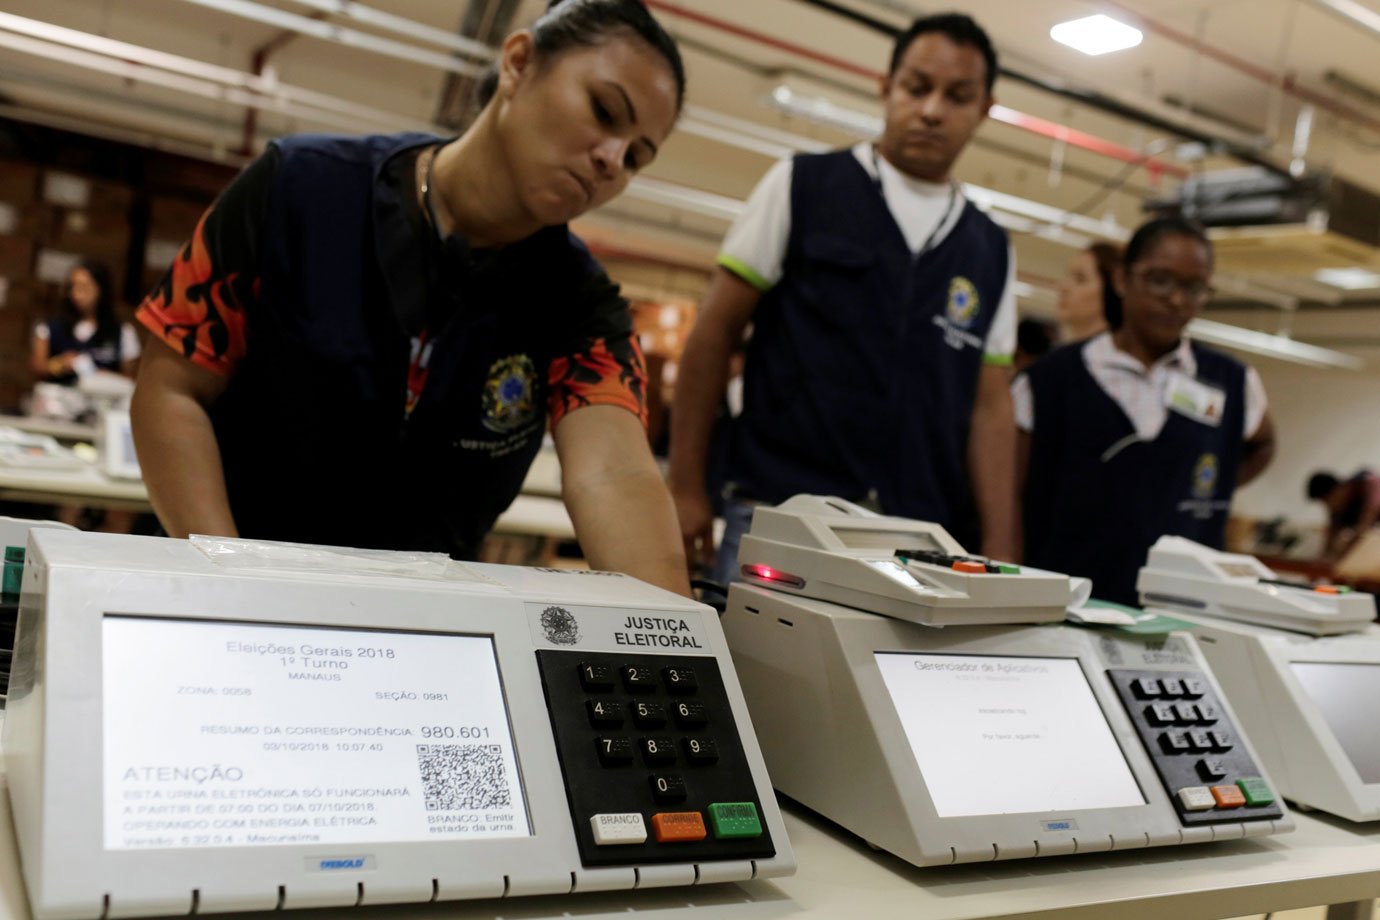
28, 259, 141, 533
1307, 468, 1380, 561
31, 260, 140, 385
1055, 241, 1122, 343
1014, 318, 1054, 373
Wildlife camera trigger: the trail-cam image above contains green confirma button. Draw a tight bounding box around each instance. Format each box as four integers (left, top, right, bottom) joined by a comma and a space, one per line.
707, 802, 762, 839
1237, 776, 1274, 807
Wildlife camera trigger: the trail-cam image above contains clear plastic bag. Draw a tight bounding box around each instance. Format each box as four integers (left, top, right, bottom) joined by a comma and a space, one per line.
189, 535, 497, 586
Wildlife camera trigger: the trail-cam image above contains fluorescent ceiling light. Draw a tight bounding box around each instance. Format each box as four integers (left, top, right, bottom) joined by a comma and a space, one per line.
766, 85, 884, 137
1187, 319, 1364, 371
1314, 267, 1380, 290
1050, 15, 1144, 56
0, 15, 422, 133
171, 0, 487, 76
1308, 0, 1380, 36
278, 0, 495, 58
622, 177, 745, 223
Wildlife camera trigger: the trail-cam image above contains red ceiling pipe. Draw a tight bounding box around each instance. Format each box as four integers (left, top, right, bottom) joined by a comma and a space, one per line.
1103, 0, 1380, 137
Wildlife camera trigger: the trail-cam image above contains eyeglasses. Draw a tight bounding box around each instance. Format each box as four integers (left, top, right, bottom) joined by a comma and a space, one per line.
1132, 268, 1214, 306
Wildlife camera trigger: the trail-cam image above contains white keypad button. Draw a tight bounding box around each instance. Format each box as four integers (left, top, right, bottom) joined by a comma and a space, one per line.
590, 812, 647, 845
1177, 786, 1216, 811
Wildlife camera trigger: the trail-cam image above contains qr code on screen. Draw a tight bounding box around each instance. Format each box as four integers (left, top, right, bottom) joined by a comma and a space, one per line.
416, 744, 511, 811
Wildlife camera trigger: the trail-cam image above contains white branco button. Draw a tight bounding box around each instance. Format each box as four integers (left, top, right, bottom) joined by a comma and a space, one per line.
591, 813, 648, 845
1177, 786, 1216, 811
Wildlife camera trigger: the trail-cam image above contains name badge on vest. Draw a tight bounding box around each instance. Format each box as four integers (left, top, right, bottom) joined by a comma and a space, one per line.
1165, 372, 1225, 427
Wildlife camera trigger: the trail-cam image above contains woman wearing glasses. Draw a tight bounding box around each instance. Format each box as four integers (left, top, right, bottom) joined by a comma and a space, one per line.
1013, 216, 1276, 605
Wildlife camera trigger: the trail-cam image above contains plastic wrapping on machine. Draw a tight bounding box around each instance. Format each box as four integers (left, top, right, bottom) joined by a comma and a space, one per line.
188, 534, 502, 587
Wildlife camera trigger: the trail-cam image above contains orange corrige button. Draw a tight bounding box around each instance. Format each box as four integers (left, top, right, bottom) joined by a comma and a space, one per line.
652, 811, 707, 843
1314, 585, 1341, 595
1210, 785, 1246, 808
952, 560, 987, 574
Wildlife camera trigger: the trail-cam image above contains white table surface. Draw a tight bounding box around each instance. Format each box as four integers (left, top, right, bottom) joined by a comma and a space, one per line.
0, 414, 99, 444
0, 462, 574, 539
0, 462, 149, 508
0, 767, 1375, 920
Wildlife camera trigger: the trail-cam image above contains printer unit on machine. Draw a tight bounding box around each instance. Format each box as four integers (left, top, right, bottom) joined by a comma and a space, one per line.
723, 496, 1292, 867
1138, 536, 1380, 822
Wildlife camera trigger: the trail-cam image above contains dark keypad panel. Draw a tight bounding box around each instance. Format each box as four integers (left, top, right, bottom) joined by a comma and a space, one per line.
894, 548, 1006, 574
0, 598, 15, 710
1107, 669, 1284, 825
537, 649, 775, 866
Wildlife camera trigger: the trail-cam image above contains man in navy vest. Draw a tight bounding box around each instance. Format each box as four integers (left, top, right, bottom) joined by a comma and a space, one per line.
669, 13, 1017, 582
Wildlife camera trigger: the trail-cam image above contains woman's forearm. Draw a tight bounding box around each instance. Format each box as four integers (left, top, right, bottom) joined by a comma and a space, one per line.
131, 384, 238, 539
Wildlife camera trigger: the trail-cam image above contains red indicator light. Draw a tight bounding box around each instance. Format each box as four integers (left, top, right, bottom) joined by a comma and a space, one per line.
741, 564, 806, 590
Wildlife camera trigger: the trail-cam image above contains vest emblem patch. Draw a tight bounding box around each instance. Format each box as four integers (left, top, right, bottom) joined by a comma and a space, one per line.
946, 276, 981, 328
482, 354, 538, 434
1191, 453, 1219, 499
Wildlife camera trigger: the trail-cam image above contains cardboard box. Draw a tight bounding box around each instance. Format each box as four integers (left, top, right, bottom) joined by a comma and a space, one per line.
0, 202, 53, 238
41, 171, 133, 214
149, 196, 208, 238
49, 208, 132, 258
143, 238, 184, 275
0, 161, 39, 205
0, 278, 46, 313
0, 237, 35, 279
33, 248, 83, 286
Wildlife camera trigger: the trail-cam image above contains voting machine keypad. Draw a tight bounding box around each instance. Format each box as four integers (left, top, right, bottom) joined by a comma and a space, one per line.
1108, 670, 1284, 825
537, 650, 776, 867
894, 548, 1021, 575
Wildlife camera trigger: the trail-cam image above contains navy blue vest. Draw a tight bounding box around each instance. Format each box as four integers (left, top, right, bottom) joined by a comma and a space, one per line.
1023, 340, 1247, 606
727, 149, 1009, 545
43, 319, 123, 378
211, 133, 595, 558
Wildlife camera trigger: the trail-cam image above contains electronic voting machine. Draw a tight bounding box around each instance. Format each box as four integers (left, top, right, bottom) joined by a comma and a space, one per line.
1137, 536, 1380, 821
722, 496, 1291, 866
4, 530, 793, 920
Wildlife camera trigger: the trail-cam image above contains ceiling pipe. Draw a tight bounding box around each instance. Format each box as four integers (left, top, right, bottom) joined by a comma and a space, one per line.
275, 0, 496, 59
641, 0, 1187, 180
777, 0, 1287, 178
169, 0, 488, 76
1103, 0, 1380, 138
242, 12, 327, 156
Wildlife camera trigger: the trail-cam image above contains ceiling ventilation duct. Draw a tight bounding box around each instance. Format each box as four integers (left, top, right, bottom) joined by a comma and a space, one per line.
1153, 167, 1380, 277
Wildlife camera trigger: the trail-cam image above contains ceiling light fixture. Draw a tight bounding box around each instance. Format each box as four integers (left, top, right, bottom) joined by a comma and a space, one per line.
0, 11, 422, 129
1050, 14, 1145, 56
170, 0, 488, 76
765, 85, 884, 137
1186, 318, 1364, 370
277, 0, 495, 58
1308, 0, 1380, 36
1314, 267, 1380, 290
